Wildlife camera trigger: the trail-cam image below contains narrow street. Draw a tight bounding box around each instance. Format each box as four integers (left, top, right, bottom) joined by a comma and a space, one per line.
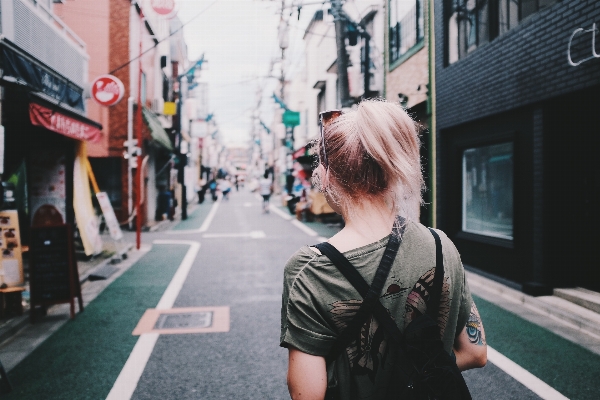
2, 189, 600, 399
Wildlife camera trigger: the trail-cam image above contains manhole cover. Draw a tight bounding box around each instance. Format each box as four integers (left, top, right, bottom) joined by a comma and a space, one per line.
154, 312, 213, 330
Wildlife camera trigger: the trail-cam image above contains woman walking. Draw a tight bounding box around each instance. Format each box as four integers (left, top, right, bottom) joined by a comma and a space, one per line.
280, 100, 486, 399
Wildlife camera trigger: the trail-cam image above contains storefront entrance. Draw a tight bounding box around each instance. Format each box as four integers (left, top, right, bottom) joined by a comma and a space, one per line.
545, 87, 600, 291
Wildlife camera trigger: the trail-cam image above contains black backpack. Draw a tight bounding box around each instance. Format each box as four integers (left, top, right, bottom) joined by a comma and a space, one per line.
315, 220, 471, 400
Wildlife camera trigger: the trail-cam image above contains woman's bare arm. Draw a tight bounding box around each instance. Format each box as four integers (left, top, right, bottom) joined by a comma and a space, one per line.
453, 302, 487, 371
287, 347, 327, 400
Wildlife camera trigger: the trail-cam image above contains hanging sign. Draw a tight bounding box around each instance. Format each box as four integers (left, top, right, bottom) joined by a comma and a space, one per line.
91, 75, 125, 107
151, 0, 177, 18
29, 103, 102, 142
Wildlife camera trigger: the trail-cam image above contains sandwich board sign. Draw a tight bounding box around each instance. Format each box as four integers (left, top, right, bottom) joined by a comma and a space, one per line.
96, 192, 123, 241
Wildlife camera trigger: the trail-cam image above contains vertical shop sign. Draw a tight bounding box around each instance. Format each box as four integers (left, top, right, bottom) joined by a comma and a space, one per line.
29, 150, 67, 227
0, 125, 4, 174
0, 210, 24, 286
96, 192, 123, 241
73, 143, 102, 256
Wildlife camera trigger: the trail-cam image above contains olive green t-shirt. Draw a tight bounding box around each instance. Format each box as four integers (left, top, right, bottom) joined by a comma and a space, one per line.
280, 220, 473, 399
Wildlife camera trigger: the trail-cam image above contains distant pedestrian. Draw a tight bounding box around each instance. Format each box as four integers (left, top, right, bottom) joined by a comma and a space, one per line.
259, 171, 273, 213
208, 179, 218, 202
220, 178, 232, 200
235, 176, 239, 191
281, 100, 486, 399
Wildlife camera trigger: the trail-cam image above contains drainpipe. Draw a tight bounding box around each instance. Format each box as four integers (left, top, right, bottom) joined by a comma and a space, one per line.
427, 0, 437, 227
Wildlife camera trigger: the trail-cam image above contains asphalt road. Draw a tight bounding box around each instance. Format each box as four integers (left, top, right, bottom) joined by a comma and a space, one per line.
7, 187, 594, 399
129, 190, 546, 399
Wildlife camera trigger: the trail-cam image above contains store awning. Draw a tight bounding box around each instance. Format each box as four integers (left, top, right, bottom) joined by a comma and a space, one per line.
0, 38, 85, 112
29, 101, 102, 142
142, 106, 174, 151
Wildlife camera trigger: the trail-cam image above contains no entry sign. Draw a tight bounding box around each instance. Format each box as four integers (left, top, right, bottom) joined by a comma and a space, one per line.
151, 0, 177, 17
91, 75, 125, 107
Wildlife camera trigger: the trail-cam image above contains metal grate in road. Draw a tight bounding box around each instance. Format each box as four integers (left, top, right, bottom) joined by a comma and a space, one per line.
133, 307, 229, 335
154, 312, 213, 330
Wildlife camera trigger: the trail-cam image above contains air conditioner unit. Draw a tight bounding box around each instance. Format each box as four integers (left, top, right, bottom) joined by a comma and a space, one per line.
151, 98, 164, 115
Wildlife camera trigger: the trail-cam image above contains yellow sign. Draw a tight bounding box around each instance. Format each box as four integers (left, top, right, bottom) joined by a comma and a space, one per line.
73, 142, 103, 256
164, 101, 176, 116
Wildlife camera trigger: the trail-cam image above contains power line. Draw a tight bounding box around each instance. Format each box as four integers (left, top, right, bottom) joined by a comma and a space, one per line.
108, 0, 221, 75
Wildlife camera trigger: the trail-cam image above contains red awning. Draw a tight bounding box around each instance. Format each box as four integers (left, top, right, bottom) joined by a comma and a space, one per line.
29, 102, 102, 142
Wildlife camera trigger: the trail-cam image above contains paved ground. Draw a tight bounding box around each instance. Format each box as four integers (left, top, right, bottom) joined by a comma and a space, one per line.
1, 188, 599, 399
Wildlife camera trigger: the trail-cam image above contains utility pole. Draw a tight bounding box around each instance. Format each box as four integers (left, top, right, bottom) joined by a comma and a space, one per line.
330, 0, 351, 107
135, 5, 144, 250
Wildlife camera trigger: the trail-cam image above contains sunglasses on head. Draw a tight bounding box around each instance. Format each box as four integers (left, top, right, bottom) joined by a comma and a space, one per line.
318, 110, 342, 169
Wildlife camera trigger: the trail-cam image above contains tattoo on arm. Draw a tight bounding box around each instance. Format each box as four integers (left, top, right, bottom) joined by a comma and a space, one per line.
466, 302, 486, 346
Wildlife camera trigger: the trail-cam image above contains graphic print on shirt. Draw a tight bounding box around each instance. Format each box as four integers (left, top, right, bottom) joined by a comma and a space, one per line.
329, 300, 387, 381
328, 278, 408, 381
403, 267, 451, 337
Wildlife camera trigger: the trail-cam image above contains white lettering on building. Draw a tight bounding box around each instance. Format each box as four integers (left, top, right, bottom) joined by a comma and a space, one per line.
567, 23, 600, 67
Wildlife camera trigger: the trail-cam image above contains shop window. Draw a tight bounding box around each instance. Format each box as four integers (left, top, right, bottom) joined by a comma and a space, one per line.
462, 142, 513, 240
447, 0, 560, 64
389, 0, 424, 65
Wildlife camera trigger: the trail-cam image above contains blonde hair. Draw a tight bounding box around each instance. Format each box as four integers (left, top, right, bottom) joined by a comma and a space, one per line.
314, 99, 424, 220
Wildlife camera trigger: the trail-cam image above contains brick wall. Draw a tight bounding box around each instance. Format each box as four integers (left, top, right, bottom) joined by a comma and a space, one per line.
108, 0, 131, 158
386, 46, 429, 108
434, 0, 600, 130
434, 0, 600, 229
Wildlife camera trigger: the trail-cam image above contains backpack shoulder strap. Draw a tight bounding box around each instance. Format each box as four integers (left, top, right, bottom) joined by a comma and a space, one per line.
426, 228, 444, 320
317, 217, 406, 361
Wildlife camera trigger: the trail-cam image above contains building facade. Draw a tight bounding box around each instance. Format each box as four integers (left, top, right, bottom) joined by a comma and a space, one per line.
0, 0, 102, 254
56, 0, 175, 226
434, 0, 599, 293
386, 0, 432, 226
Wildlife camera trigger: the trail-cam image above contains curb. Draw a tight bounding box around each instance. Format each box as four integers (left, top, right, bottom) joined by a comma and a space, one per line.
467, 270, 600, 339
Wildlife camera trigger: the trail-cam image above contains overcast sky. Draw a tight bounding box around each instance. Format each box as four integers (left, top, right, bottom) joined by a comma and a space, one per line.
176, 0, 319, 147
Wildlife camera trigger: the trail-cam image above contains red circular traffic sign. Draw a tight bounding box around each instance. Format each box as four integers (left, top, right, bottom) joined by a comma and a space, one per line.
151, 0, 177, 17
91, 75, 125, 107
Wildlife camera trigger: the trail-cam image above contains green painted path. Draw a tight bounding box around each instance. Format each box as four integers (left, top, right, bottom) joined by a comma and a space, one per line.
172, 204, 214, 231
5, 245, 189, 400
475, 294, 600, 400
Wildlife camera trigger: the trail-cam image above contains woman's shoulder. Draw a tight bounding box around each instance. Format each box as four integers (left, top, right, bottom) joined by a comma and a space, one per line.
403, 220, 462, 267
283, 246, 321, 281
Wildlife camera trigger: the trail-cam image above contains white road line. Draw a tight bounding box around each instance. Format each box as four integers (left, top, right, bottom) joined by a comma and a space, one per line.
487, 346, 568, 400
106, 240, 201, 400
166, 199, 220, 234
153, 240, 201, 309
105, 333, 159, 400
203, 231, 266, 239
291, 219, 318, 236
268, 204, 292, 220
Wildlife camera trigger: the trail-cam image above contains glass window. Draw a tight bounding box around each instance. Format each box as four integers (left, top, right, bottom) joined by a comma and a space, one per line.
389, 0, 424, 65
462, 142, 514, 240
447, 0, 561, 64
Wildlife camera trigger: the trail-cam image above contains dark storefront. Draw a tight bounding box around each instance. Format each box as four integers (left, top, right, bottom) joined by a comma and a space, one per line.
0, 39, 102, 245
435, 0, 600, 293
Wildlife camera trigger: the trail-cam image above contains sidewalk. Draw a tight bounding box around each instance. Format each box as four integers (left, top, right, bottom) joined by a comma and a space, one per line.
0, 204, 199, 352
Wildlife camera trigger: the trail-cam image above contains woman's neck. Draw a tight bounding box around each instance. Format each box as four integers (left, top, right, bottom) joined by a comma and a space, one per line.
328, 198, 396, 253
